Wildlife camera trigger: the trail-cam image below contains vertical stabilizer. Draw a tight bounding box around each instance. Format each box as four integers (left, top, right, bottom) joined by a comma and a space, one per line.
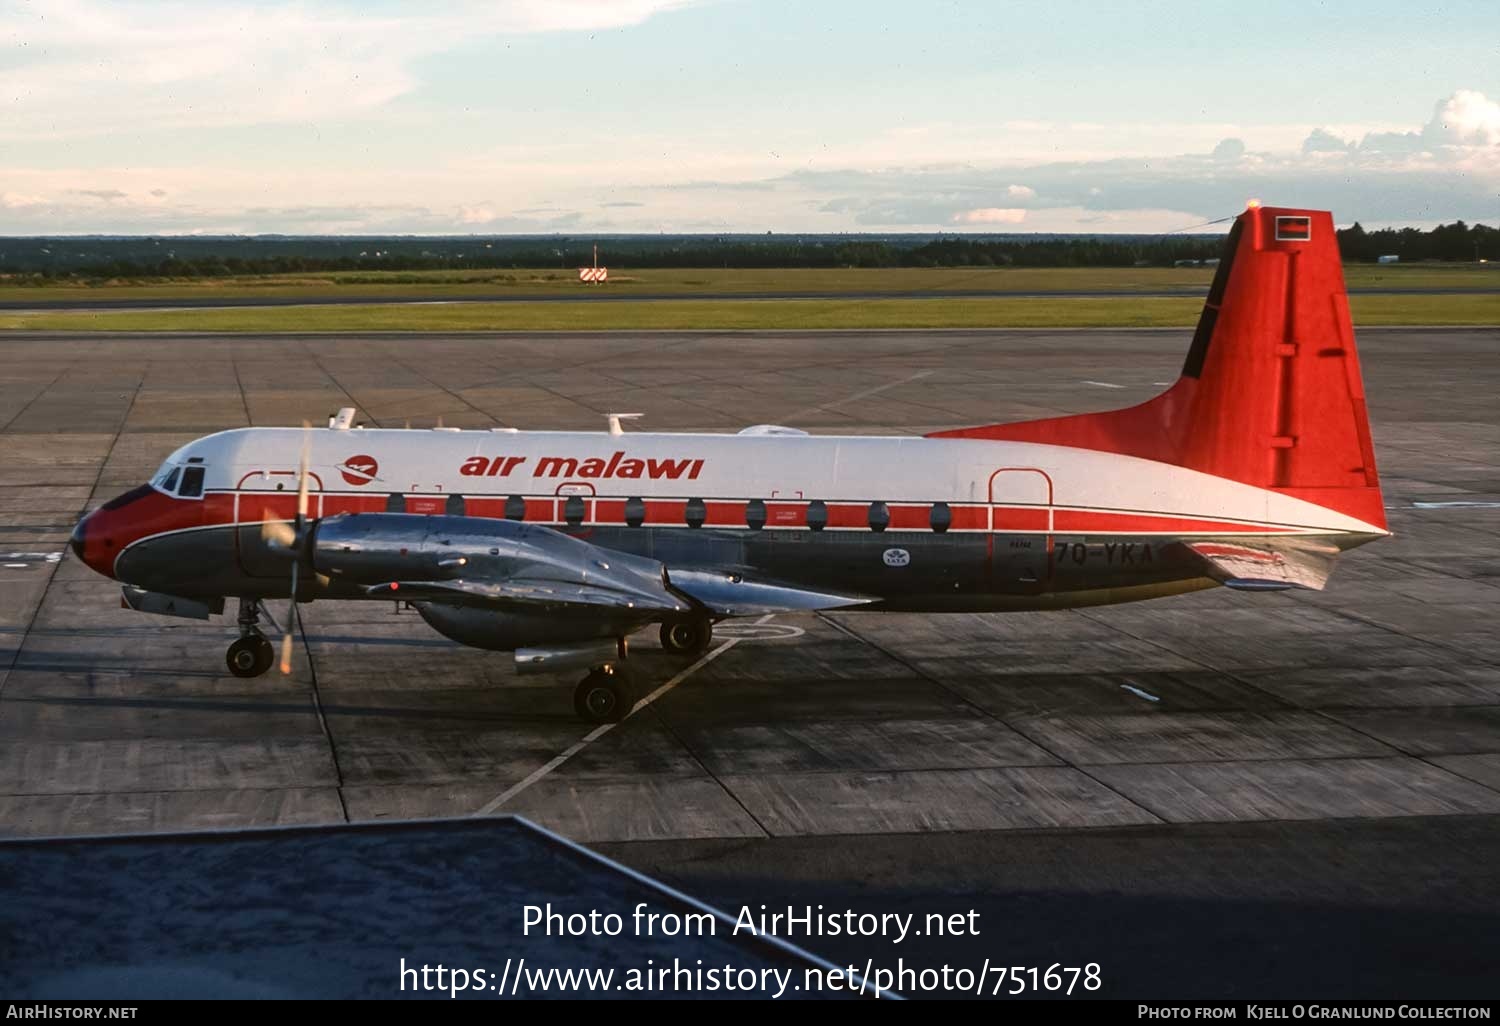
928, 205, 1386, 531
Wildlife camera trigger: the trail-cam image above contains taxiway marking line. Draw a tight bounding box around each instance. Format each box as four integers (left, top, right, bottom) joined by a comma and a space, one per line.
1411, 501, 1500, 509
781, 370, 933, 423
472, 614, 774, 817
1083, 380, 1126, 389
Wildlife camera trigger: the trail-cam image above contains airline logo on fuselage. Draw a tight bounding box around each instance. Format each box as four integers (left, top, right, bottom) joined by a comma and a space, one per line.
340, 455, 379, 486
460, 451, 705, 481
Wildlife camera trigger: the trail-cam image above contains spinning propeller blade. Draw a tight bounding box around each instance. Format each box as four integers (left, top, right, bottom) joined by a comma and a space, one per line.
279, 561, 299, 675
280, 422, 313, 676
260, 519, 296, 549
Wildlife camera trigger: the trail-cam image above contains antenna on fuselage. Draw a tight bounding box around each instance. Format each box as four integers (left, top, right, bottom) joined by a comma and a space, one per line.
607, 412, 643, 436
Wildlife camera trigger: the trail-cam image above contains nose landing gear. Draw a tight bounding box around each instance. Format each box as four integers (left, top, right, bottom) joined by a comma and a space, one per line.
226, 598, 276, 678
227, 635, 275, 678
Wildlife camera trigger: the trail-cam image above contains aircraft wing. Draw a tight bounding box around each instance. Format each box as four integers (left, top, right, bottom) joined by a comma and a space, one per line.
666, 567, 876, 616
361, 576, 690, 614
319, 513, 873, 619
1181, 539, 1343, 591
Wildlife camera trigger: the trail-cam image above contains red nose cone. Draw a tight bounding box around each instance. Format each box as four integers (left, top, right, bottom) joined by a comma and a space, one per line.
69, 515, 87, 563
71, 484, 157, 580
70, 508, 117, 580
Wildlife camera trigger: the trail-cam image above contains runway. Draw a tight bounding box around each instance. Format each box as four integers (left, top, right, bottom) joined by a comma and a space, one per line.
2, 327, 1498, 995
3, 284, 1496, 313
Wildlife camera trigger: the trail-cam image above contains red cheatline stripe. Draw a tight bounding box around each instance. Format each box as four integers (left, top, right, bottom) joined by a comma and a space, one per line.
136, 490, 1321, 540
992, 507, 1049, 531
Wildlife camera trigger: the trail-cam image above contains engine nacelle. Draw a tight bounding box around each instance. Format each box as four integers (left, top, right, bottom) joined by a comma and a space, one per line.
414, 602, 636, 652
312, 513, 667, 593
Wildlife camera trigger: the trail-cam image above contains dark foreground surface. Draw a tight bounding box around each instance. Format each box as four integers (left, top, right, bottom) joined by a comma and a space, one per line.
0, 327, 1497, 997
0, 817, 858, 1000
605, 815, 1500, 999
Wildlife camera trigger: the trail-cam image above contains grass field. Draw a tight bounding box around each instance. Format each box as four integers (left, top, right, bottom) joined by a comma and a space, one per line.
2, 293, 1496, 332
1, 262, 1497, 306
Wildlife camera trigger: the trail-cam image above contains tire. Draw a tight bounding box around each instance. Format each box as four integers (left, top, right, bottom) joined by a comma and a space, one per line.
573, 668, 633, 724
227, 636, 274, 678
659, 618, 712, 656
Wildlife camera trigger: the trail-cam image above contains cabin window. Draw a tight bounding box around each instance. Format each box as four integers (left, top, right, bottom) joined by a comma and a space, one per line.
930, 502, 952, 533
745, 499, 766, 531
385, 493, 404, 513
868, 500, 889, 532
445, 493, 466, 516
685, 497, 706, 529
806, 500, 827, 532
563, 495, 585, 527
504, 495, 526, 520
178, 466, 205, 498
624, 496, 646, 528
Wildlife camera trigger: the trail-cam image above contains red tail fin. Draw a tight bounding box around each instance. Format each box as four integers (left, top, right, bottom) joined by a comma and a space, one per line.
928, 205, 1386, 531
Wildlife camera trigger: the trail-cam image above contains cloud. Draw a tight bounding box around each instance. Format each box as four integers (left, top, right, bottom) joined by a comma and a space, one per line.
2, 87, 1496, 234
458, 205, 498, 225
1211, 138, 1246, 162
0, 0, 698, 139
952, 207, 1027, 225
1301, 129, 1353, 154
1305, 90, 1500, 157
1, 192, 48, 209
1425, 89, 1500, 147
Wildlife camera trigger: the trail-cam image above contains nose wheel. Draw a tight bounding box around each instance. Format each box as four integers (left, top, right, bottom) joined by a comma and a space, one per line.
226, 635, 275, 678
573, 665, 637, 724
226, 597, 277, 678
659, 616, 713, 657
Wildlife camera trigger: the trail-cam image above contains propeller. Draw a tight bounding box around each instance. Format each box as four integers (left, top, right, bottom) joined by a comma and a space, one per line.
257, 423, 313, 675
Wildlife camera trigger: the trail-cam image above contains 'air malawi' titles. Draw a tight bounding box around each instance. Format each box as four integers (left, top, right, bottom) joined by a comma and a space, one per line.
460, 452, 706, 481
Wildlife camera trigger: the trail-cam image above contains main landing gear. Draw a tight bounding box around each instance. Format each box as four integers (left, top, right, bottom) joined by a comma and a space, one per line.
659, 616, 713, 657
573, 664, 637, 725
568, 618, 711, 724
226, 598, 276, 678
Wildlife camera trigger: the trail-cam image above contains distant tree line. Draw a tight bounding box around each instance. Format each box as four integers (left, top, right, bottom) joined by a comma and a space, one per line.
0, 221, 1492, 280
1335, 220, 1498, 263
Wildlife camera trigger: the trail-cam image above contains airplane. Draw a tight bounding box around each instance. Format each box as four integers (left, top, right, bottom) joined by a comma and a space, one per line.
69, 204, 1387, 723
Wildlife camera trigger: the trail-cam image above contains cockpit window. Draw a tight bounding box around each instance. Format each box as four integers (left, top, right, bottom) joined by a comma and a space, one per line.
161, 467, 181, 493
178, 466, 206, 498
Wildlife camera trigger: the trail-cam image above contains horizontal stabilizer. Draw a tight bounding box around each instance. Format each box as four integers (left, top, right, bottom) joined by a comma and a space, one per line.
363, 577, 689, 614
668, 567, 875, 616
1182, 539, 1342, 591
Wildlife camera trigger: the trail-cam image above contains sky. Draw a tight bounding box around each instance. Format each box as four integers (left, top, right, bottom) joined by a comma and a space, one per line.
2, 0, 1499, 235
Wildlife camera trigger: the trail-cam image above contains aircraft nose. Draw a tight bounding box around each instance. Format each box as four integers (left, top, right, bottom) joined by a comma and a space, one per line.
70, 512, 90, 563
69, 499, 125, 581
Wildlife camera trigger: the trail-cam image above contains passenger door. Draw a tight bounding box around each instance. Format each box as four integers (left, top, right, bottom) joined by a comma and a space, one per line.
235, 468, 323, 577
988, 468, 1052, 593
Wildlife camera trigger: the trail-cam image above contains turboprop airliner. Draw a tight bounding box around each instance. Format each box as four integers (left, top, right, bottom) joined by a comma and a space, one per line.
70, 205, 1388, 722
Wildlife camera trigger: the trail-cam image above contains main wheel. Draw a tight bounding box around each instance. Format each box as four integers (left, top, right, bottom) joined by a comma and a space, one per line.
573, 667, 634, 724
660, 617, 712, 656
226, 635, 275, 678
